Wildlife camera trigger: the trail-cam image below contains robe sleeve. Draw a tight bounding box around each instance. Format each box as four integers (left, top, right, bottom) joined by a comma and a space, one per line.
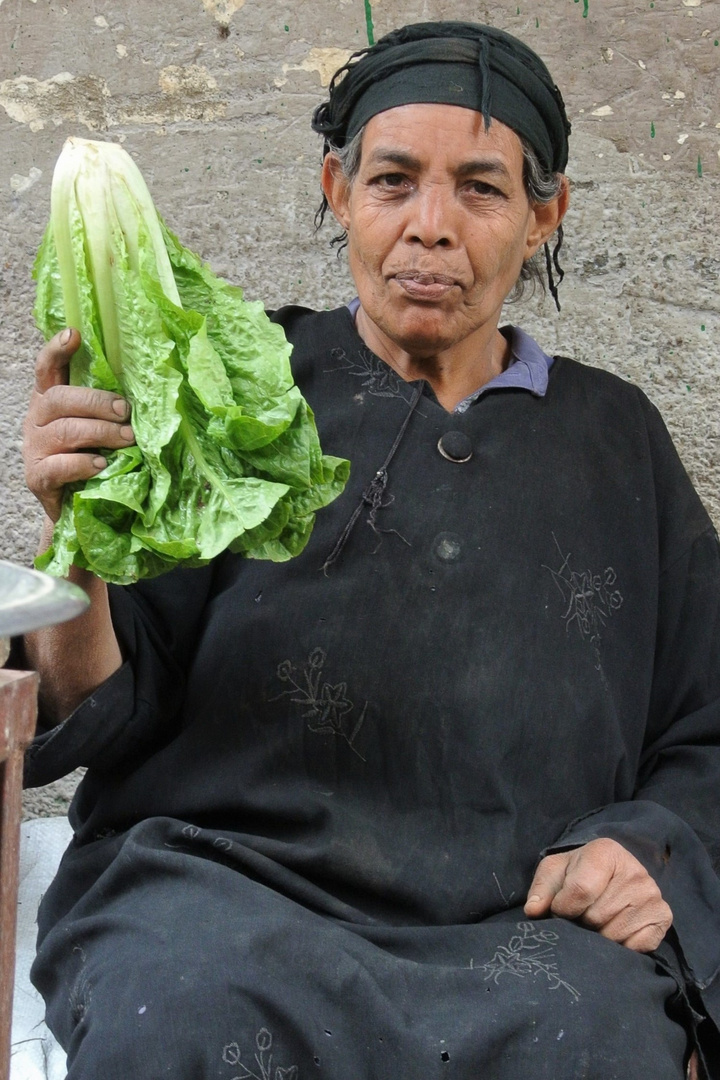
546, 513, 720, 1029
23, 560, 218, 788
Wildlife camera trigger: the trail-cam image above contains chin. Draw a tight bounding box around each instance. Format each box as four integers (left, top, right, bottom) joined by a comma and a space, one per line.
393, 329, 455, 357
378, 305, 459, 353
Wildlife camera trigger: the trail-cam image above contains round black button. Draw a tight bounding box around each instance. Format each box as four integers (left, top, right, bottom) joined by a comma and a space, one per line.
437, 431, 473, 463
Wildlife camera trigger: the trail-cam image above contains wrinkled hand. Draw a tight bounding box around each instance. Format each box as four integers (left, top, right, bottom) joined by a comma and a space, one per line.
23, 328, 134, 522
524, 838, 672, 953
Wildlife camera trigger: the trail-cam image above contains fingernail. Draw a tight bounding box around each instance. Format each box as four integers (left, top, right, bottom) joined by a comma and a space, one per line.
527, 895, 541, 905
93, 456, 107, 471
112, 397, 130, 418
60, 328, 72, 345
120, 425, 134, 441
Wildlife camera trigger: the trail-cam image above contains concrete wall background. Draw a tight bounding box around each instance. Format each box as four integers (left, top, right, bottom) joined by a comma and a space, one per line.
0, 0, 717, 812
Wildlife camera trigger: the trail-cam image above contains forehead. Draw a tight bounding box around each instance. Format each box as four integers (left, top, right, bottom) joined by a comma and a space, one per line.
360, 103, 525, 168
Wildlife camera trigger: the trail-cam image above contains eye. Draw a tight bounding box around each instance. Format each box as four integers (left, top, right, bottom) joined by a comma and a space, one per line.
465, 180, 504, 198
371, 172, 411, 191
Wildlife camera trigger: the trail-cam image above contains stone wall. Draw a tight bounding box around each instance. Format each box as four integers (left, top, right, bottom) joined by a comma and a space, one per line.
0, 0, 717, 811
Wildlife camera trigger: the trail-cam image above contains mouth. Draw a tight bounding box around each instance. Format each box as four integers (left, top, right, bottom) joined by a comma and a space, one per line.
392, 271, 459, 301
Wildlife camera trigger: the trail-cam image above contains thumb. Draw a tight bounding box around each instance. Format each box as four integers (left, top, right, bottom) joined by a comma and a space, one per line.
524, 852, 572, 917
34, 327, 81, 394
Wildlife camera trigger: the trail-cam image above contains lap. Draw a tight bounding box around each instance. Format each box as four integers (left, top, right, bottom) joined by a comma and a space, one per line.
32, 824, 689, 1080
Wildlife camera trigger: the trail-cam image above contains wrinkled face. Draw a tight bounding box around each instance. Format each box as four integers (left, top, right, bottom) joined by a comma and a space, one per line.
324, 104, 557, 359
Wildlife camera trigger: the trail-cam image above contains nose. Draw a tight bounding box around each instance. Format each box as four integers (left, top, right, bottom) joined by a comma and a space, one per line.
402, 184, 457, 248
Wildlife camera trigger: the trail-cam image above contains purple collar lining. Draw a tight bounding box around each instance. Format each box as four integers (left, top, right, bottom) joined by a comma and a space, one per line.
453, 325, 553, 413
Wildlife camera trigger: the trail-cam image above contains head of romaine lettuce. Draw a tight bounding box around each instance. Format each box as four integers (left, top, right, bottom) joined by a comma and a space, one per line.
33, 137, 348, 585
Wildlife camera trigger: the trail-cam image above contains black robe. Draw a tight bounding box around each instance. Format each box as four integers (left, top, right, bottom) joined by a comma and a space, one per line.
26, 306, 720, 1078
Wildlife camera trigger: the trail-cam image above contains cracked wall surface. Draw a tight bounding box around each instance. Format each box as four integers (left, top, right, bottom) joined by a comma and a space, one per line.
0, 1, 717, 812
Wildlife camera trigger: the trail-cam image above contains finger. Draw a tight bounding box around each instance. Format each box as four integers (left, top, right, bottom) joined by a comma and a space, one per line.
28, 452, 108, 495
621, 917, 672, 954
576, 875, 664, 934
26, 452, 108, 523
29, 416, 135, 458
34, 328, 81, 394
592, 898, 672, 950
547, 851, 615, 920
33, 383, 131, 426
524, 852, 572, 916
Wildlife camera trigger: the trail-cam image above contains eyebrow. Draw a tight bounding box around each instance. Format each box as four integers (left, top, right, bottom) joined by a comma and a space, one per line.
365, 148, 512, 181
455, 159, 512, 181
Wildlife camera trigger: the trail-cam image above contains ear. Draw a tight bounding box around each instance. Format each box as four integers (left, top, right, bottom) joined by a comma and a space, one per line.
524, 175, 570, 259
321, 153, 352, 232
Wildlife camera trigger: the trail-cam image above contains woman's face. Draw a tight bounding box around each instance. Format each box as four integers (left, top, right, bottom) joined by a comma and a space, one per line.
323, 103, 565, 361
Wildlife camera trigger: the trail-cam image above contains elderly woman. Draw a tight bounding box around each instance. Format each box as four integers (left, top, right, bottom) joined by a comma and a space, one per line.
20, 21, 720, 1080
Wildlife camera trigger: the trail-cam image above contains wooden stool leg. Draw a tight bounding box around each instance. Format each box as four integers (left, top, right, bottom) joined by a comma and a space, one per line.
0, 671, 39, 1080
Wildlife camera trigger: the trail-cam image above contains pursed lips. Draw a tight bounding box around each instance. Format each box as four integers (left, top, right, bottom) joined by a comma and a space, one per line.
391, 270, 461, 300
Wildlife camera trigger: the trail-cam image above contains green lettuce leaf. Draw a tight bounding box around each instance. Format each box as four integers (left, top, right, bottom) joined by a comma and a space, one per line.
33, 137, 348, 584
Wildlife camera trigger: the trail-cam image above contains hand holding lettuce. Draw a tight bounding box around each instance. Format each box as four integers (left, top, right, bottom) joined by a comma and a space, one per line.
33, 137, 348, 585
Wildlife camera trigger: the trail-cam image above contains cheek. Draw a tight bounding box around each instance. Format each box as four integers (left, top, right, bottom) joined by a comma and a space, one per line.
346, 240, 385, 307
351, 199, 403, 255
347, 235, 376, 278
475, 220, 532, 282
348, 221, 389, 275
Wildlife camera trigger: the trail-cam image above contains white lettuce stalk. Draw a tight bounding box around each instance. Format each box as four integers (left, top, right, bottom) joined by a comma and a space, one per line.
50, 137, 181, 380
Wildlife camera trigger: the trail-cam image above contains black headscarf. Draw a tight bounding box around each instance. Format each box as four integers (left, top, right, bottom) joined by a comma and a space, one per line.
312, 22, 571, 174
